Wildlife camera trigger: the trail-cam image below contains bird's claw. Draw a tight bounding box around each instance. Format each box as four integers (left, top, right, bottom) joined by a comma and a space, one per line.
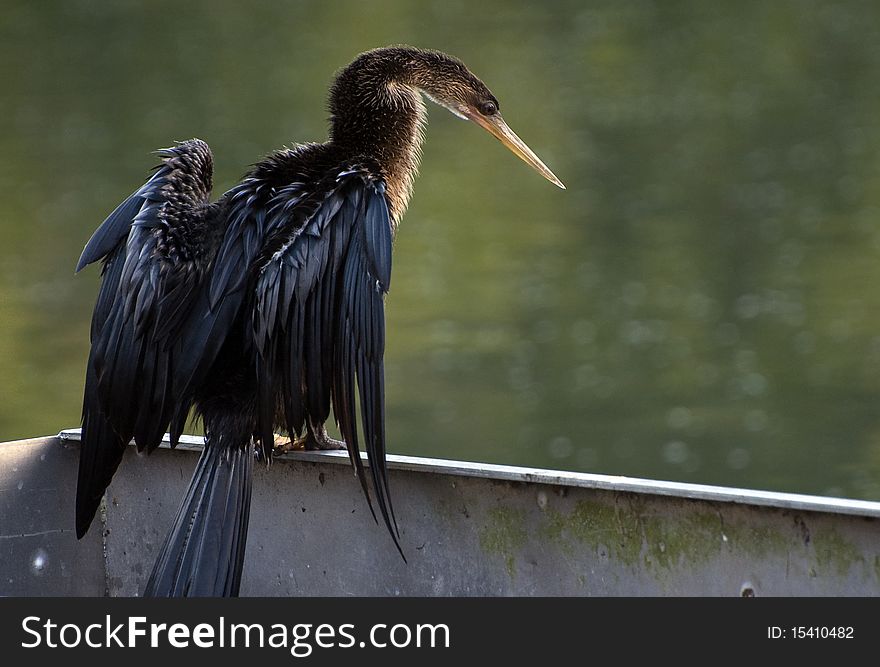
272, 434, 294, 456
303, 430, 347, 451
272, 430, 346, 455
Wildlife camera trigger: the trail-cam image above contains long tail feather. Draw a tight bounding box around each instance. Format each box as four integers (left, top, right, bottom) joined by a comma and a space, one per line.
143, 439, 253, 597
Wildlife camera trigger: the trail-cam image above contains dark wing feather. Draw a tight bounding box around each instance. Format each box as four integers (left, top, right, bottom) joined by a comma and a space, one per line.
252, 167, 400, 553
76, 139, 223, 537
76, 175, 161, 273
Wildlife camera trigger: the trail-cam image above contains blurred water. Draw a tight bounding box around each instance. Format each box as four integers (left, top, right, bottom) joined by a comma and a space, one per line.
1, 0, 880, 499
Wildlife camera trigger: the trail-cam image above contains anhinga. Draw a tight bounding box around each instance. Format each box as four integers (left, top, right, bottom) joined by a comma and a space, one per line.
75, 46, 564, 597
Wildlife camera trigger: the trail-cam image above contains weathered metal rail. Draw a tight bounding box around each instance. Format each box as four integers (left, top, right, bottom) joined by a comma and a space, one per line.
1, 430, 879, 596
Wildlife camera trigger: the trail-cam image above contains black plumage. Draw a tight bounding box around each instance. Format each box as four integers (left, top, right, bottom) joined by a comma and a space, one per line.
75, 45, 563, 597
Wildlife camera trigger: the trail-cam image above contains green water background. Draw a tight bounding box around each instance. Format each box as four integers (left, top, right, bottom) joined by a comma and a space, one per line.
2, 1, 880, 499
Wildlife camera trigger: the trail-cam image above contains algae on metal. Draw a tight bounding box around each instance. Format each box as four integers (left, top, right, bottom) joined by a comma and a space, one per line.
532, 492, 877, 585
478, 507, 528, 579
810, 526, 867, 578
539, 496, 725, 576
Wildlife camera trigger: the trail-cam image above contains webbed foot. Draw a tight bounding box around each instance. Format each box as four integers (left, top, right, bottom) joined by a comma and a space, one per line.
272, 425, 346, 455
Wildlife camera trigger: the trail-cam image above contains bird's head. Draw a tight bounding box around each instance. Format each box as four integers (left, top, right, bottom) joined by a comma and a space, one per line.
406, 48, 565, 189
333, 46, 565, 190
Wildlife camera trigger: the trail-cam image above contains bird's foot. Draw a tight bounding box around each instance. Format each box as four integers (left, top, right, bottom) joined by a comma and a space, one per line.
303, 426, 347, 451
272, 428, 346, 454
272, 434, 294, 456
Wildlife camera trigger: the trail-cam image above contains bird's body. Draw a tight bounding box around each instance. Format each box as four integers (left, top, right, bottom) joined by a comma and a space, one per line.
75, 46, 562, 597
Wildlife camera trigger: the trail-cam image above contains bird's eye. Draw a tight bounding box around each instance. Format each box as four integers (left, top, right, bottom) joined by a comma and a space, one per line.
478, 100, 498, 116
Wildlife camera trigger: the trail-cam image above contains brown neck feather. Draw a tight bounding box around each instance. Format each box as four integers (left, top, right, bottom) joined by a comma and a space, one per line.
327, 47, 438, 222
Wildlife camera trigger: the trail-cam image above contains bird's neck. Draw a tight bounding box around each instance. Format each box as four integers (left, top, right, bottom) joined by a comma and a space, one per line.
328, 49, 433, 222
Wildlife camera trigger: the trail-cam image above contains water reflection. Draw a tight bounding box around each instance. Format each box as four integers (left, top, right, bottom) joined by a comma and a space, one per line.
1, 1, 880, 500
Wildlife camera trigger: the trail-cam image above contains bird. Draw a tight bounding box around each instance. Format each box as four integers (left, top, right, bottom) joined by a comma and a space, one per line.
74, 45, 564, 597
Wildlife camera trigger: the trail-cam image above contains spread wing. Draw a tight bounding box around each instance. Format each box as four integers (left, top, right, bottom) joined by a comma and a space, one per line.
251, 166, 399, 550
75, 139, 228, 537
76, 146, 400, 555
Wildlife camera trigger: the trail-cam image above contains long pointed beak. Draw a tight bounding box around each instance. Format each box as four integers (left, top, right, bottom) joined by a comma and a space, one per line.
465, 110, 565, 189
